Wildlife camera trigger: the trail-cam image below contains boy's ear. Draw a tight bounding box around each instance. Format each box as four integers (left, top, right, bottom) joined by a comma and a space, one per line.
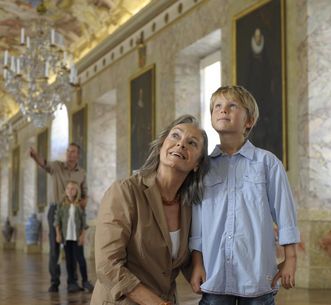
245, 117, 254, 129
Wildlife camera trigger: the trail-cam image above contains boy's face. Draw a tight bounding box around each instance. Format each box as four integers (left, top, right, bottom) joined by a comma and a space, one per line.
66, 183, 78, 201
211, 94, 252, 137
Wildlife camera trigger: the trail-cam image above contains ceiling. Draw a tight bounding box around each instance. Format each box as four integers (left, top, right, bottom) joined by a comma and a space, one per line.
0, 0, 152, 127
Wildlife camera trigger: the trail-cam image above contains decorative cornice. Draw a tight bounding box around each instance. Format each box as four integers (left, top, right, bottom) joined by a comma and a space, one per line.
77, 0, 204, 85
77, 0, 177, 73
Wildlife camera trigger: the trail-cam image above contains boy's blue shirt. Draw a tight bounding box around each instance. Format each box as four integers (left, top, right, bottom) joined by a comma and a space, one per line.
189, 140, 300, 297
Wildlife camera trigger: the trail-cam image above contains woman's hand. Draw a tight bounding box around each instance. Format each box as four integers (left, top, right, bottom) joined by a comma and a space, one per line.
127, 283, 166, 305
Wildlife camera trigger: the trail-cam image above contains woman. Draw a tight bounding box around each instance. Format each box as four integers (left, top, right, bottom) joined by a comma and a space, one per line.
90, 115, 208, 305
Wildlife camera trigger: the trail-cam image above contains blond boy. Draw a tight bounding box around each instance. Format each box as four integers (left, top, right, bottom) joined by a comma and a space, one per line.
189, 86, 300, 305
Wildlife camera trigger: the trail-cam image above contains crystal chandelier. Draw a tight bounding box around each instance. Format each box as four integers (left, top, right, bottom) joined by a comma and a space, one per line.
2, 3, 78, 128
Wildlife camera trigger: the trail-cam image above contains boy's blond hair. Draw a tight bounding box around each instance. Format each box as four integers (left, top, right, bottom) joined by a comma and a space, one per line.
63, 180, 81, 205
210, 85, 259, 137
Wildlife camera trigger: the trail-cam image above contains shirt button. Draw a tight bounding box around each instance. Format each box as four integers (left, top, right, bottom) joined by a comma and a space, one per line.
228, 235, 232, 239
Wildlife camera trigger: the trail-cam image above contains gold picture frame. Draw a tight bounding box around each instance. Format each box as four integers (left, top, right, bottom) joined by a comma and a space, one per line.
129, 64, 155, 174
71, 105, 88, 170
36, 128, 48, 212
11, 146, 20, 215
233, 0, 287, 168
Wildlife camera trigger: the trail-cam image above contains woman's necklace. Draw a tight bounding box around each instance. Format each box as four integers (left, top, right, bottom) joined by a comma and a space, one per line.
161, 195, 179, 206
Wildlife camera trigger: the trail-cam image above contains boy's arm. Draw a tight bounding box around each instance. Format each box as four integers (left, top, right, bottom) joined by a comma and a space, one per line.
271, 243, 297, 289
189, 202, 205, 294
267, 161, 300, 245
190, 250, 205, 294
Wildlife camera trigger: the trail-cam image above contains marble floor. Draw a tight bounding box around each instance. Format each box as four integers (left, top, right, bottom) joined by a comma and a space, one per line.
0, 249, 331, 305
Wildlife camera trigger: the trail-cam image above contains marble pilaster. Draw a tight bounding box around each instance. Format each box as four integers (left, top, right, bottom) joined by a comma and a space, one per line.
295, 0, 331, 288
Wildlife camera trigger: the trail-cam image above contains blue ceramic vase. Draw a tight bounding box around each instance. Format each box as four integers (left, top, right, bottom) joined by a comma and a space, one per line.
25, 213, 40, 245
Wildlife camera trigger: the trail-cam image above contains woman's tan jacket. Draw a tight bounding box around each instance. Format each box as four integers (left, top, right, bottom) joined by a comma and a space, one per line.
90, 173, 192, 305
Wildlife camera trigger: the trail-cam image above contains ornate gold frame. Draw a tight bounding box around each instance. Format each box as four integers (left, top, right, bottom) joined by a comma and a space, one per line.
70, 105, 88, 170
36, 128, 48, 212
11, 146, 20, 215
129, 64, 156, 174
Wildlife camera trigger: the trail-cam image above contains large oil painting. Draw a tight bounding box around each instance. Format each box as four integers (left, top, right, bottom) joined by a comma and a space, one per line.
233, 0, 287, 167
37, 129, 48, 212
71, 106, 87, 170
11, 146, 20, 215
130, 64, 155, 173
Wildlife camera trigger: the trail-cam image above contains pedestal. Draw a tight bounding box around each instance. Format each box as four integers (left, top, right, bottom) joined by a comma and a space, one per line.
24, 244, 41, 254
296, 208, 331, 288
2, 241, 15, 250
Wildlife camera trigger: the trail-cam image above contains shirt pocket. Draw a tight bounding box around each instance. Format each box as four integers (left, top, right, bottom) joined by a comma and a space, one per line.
242, 171, 266, 184
203, 175, 226, 202
238, 162, 266, 186
237, 163, 268, 204
204, 174, 225, 187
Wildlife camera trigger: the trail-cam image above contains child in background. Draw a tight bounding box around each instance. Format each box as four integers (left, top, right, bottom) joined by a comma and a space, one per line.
55, 181, 94, 293
189, 85, 300, 305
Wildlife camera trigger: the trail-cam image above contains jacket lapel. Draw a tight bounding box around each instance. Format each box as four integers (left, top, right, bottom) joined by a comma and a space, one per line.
143, 174, 172, 256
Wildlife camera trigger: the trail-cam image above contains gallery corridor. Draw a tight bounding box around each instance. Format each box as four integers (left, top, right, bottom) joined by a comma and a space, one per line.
0, 249, 330, 305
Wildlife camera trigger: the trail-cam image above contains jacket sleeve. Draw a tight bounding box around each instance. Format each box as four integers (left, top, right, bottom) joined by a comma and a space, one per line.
54, 204, 62, 227
95, 180, 140, 301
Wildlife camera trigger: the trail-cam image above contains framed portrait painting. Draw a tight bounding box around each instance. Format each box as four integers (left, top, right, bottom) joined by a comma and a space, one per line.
71, 106, 88, 170
11, 146, 20, 215
130, 64, 155, 173
37, 129, 48, 212
233, 0, 287, 167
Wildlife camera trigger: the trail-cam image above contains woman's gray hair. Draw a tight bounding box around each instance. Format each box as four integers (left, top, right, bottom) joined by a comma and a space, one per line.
139, 114, 209, 205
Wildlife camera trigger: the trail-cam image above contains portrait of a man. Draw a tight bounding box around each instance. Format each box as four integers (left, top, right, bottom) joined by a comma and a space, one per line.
11, 146, 20, 215
234, 0, 286, 165
71, 106, 87, 170
130, 65, 155, 173
37, 129, 48, 212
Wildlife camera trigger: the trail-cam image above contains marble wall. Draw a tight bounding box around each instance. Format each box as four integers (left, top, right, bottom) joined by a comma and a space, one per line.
295, 0, 331, 288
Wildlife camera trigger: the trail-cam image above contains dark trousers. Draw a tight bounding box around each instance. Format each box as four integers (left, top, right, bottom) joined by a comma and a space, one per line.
64, 241, 88, 284
47, 204, 61, 286
199, 292, 275, 305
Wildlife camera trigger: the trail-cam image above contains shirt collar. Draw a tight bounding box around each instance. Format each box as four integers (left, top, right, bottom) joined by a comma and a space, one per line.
64, 162, 80, 171
210, 140, 255, 160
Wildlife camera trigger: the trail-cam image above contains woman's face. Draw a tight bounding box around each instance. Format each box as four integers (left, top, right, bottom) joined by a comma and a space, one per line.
159, 123, 204, 174
65, 183, 78, 201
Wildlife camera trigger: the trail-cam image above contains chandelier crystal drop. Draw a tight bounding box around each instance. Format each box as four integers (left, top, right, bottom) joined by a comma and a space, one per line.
2, 13, 78, 128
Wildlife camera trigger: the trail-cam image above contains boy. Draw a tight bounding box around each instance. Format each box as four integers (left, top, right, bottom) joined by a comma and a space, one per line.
189, 86, 300, 305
